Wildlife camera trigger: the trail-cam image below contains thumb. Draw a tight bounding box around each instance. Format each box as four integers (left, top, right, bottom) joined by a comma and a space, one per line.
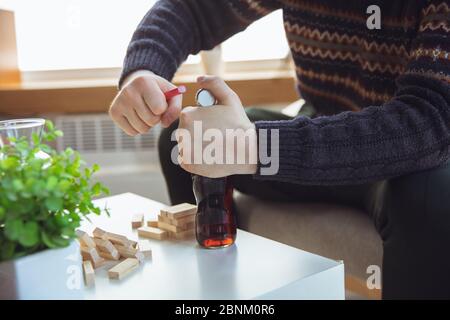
197, 76, 241, 106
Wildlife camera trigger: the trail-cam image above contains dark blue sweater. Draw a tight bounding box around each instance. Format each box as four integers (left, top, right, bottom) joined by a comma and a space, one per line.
121, 0, 450, 185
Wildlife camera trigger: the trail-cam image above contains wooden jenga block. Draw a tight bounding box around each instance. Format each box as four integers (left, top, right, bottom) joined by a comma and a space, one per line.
82, 260, 95, 287
115, 245, 145, 263
108, 258, 139, 280
173, 228, 195, 240
158, 213, 195, 228
98, 250, 120, 261
157, 219, 184, 233
126, 238, 138, 248
138, 240, 152, 258
147, 220, 158, 228
93, 238, 119, 259
131, 213, 144, 229
94, 227, 134, 248
106, 232, 132, 247
138, 226, 168, 240
185, 222, 195, 230
115, 244, 137, 256
80, 246, 96, 261
80, 246, 105, 269
158, 214, 171, 224
161, 203, 197, 220
76, 230, 96, 248
135, 251, 145, 263
92, 227, 108, 239
169, 214, 196, 227
159, 216, 194, 231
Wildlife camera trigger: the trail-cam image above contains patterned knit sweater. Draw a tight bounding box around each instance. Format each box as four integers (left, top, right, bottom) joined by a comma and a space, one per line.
120, 0, 450, 185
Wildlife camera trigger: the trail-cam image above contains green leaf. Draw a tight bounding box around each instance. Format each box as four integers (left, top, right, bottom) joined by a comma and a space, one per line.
31, 180, 47, 197
57, 179, 71, 192
51, 235, 70, 248
18, 222, 40, 247
1, 176, 12, 188
64, 147, 74, 156
10, 198, 34, 214
45, 120, 54, 131
78, 202, 89, 214
0, 241, 15, 260
12, 179, 24, 191
54, 213, 69, 227
5, 192, 18, 201
4, 219, 23, 241
45, 133, 57, 141
20, 190, 33, 199
61, 227, 75, 238
0, 207, 5, 220
91, 206, 101, 215
15, 140, 29, 154
102, 186, 110, 195
1, 157, 19, 170
41, 231, 57, 249
32, 133, 40, 146
45, 196, 63, 211
40, 144, 53, 154
46, 176, 58, 191
92, 163, 100, 172
92, 182, 102, 196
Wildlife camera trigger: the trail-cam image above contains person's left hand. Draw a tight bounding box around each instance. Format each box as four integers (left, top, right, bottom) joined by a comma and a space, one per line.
176, 76, 258, 178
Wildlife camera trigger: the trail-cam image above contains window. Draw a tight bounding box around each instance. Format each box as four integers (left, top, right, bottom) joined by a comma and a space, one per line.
12, 0, 167, 71
9, 0, 287, 72
223, 10, 288, 62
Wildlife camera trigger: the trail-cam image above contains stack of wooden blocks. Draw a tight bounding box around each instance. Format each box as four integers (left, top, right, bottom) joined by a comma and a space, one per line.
137, 203, 197, 241
77, 228, 152, 286
76, 203, 197, 287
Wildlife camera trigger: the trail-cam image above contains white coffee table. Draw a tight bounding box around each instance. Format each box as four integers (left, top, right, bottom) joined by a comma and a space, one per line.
75, 193, 345, 300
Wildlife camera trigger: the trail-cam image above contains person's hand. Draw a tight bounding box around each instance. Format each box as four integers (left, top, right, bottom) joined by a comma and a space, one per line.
177, 76, 258, 178
109, 70, 182, 136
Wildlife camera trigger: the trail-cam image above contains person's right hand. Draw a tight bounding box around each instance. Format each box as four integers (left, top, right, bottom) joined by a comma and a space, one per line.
109, 70, 182, 136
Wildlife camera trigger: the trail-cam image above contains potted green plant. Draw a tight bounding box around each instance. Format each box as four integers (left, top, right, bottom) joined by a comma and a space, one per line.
0, 119, 109, 299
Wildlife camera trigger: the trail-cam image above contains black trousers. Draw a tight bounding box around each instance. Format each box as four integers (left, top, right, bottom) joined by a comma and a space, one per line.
158, 107, 450, 299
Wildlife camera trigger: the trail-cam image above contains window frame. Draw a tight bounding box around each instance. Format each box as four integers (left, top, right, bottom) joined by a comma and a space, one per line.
20, 55, 293, 84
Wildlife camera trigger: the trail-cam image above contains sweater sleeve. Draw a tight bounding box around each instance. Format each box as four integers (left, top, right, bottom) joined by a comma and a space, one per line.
119, 0, 282, 87
254, 1, 450, 185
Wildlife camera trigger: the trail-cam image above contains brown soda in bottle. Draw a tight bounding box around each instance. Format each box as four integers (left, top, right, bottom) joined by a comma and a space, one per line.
193, 175, 236, 248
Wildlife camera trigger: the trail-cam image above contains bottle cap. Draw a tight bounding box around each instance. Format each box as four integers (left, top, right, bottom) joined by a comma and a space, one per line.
195, 89, 217, 107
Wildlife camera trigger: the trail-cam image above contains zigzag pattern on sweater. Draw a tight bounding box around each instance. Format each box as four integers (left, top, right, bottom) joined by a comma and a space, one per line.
285, 22, 410, 57
420, 21, 450, 32
280, 0, 417, 28
295, 67, 393, 103
289, 42, 406, 75
422, 1, 450, 15
412, 46, 450, 61
284, 11, 411, 42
